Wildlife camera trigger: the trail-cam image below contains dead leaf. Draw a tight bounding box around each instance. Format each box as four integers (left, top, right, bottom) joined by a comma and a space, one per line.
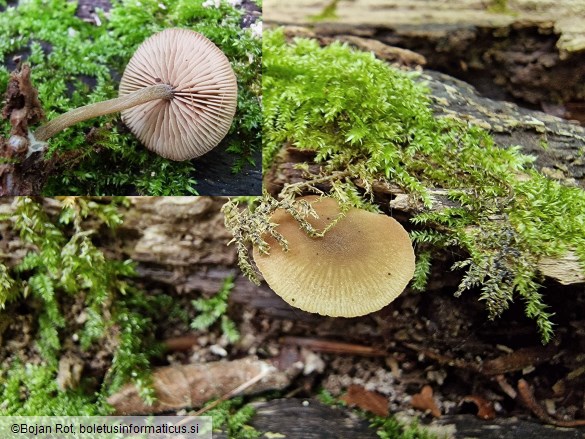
481, 345, 557, 375
411, 385, 441, 418
460, 395, 496, 420
340, 384, 389, 417
107, 357, 298, 415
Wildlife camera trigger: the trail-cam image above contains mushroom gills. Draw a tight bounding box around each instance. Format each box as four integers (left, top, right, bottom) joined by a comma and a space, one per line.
253, 196, 416, 317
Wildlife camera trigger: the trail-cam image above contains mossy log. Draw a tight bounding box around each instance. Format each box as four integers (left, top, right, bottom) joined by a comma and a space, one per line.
265, 0, 585, 113
261, 30, 585, 286
1, 199, 584, 431
0, 191, 580, 326
77, 195, 582, 325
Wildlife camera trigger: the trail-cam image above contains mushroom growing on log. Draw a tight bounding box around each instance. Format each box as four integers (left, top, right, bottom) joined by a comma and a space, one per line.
30, 28, 238, 161
253, 196, 416, 317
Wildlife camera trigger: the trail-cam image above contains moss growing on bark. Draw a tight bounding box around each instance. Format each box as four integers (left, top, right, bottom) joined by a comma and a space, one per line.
0, 197, 164, 415
244, 29, 585, 342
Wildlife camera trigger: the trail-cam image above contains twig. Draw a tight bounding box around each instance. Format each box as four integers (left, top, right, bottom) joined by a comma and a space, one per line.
163, 334, 199, 352
279, 170, 351, 198
495, 374, 517, 400
281, 336, 385, 357
517, 379, 585, 427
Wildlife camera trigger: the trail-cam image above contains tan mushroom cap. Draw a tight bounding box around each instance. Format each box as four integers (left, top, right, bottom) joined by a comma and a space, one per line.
253, 196, 416, 317
119, 28, 238, 161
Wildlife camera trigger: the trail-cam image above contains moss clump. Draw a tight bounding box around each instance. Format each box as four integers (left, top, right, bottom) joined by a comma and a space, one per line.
202, 397, 261, 438
257, 29, 585, 342
191, 274, 240, 344
0, 197, 165, 414
0, 0, 261, 195
0, 362, 111, 415
487, 0, 511, 14
318, 390, 439, 438
310, 0, 340, 21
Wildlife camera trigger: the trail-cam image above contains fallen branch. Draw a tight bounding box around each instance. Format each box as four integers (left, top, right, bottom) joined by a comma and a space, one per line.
517, 379, 585, 428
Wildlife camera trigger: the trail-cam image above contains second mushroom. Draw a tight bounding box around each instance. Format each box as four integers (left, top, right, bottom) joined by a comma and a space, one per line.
30, 28, 238, 161
253, 196, 416, 317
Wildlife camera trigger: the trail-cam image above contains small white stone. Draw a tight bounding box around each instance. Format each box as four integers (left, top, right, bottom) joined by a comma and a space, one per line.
209, 344, 228, 357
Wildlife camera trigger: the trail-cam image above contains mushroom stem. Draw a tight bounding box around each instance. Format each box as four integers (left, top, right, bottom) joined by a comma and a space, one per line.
33, 84, 174, 142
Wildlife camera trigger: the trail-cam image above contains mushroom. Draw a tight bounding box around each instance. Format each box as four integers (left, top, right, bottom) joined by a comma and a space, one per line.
253, 196, 416, 317
30, 28, 237, 161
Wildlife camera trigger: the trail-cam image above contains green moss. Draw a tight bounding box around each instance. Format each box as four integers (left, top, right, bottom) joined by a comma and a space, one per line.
487, 0, 511, 14
0, 362, 112, 415
0, 197, 164, 414
202, 397, 261, 438
310, 0, 340, 21
191, 275, 240, 344
258, 29, 585, 342
317, 390, 439, 439
0, 0, 261, 195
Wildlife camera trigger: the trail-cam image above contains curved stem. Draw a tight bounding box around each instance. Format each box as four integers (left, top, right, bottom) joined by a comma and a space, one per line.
33, 84, 174, 142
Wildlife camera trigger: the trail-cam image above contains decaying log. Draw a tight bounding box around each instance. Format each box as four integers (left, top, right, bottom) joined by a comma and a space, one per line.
265, 0, 585, 110
430, 413, 585, 439
244, 399, 585, 439
250, 398, 378, 439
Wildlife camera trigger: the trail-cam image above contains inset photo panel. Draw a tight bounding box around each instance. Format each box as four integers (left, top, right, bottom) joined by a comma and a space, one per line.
0, 0, 261, 196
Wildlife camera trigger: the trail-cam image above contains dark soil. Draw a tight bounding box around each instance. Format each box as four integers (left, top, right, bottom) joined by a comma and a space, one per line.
75, 0, 112, 24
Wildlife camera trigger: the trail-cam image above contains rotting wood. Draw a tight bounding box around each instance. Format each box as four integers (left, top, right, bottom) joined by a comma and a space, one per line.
265, 0, 585, 107
517, 379, 585, 428
250, 398, 378, 439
